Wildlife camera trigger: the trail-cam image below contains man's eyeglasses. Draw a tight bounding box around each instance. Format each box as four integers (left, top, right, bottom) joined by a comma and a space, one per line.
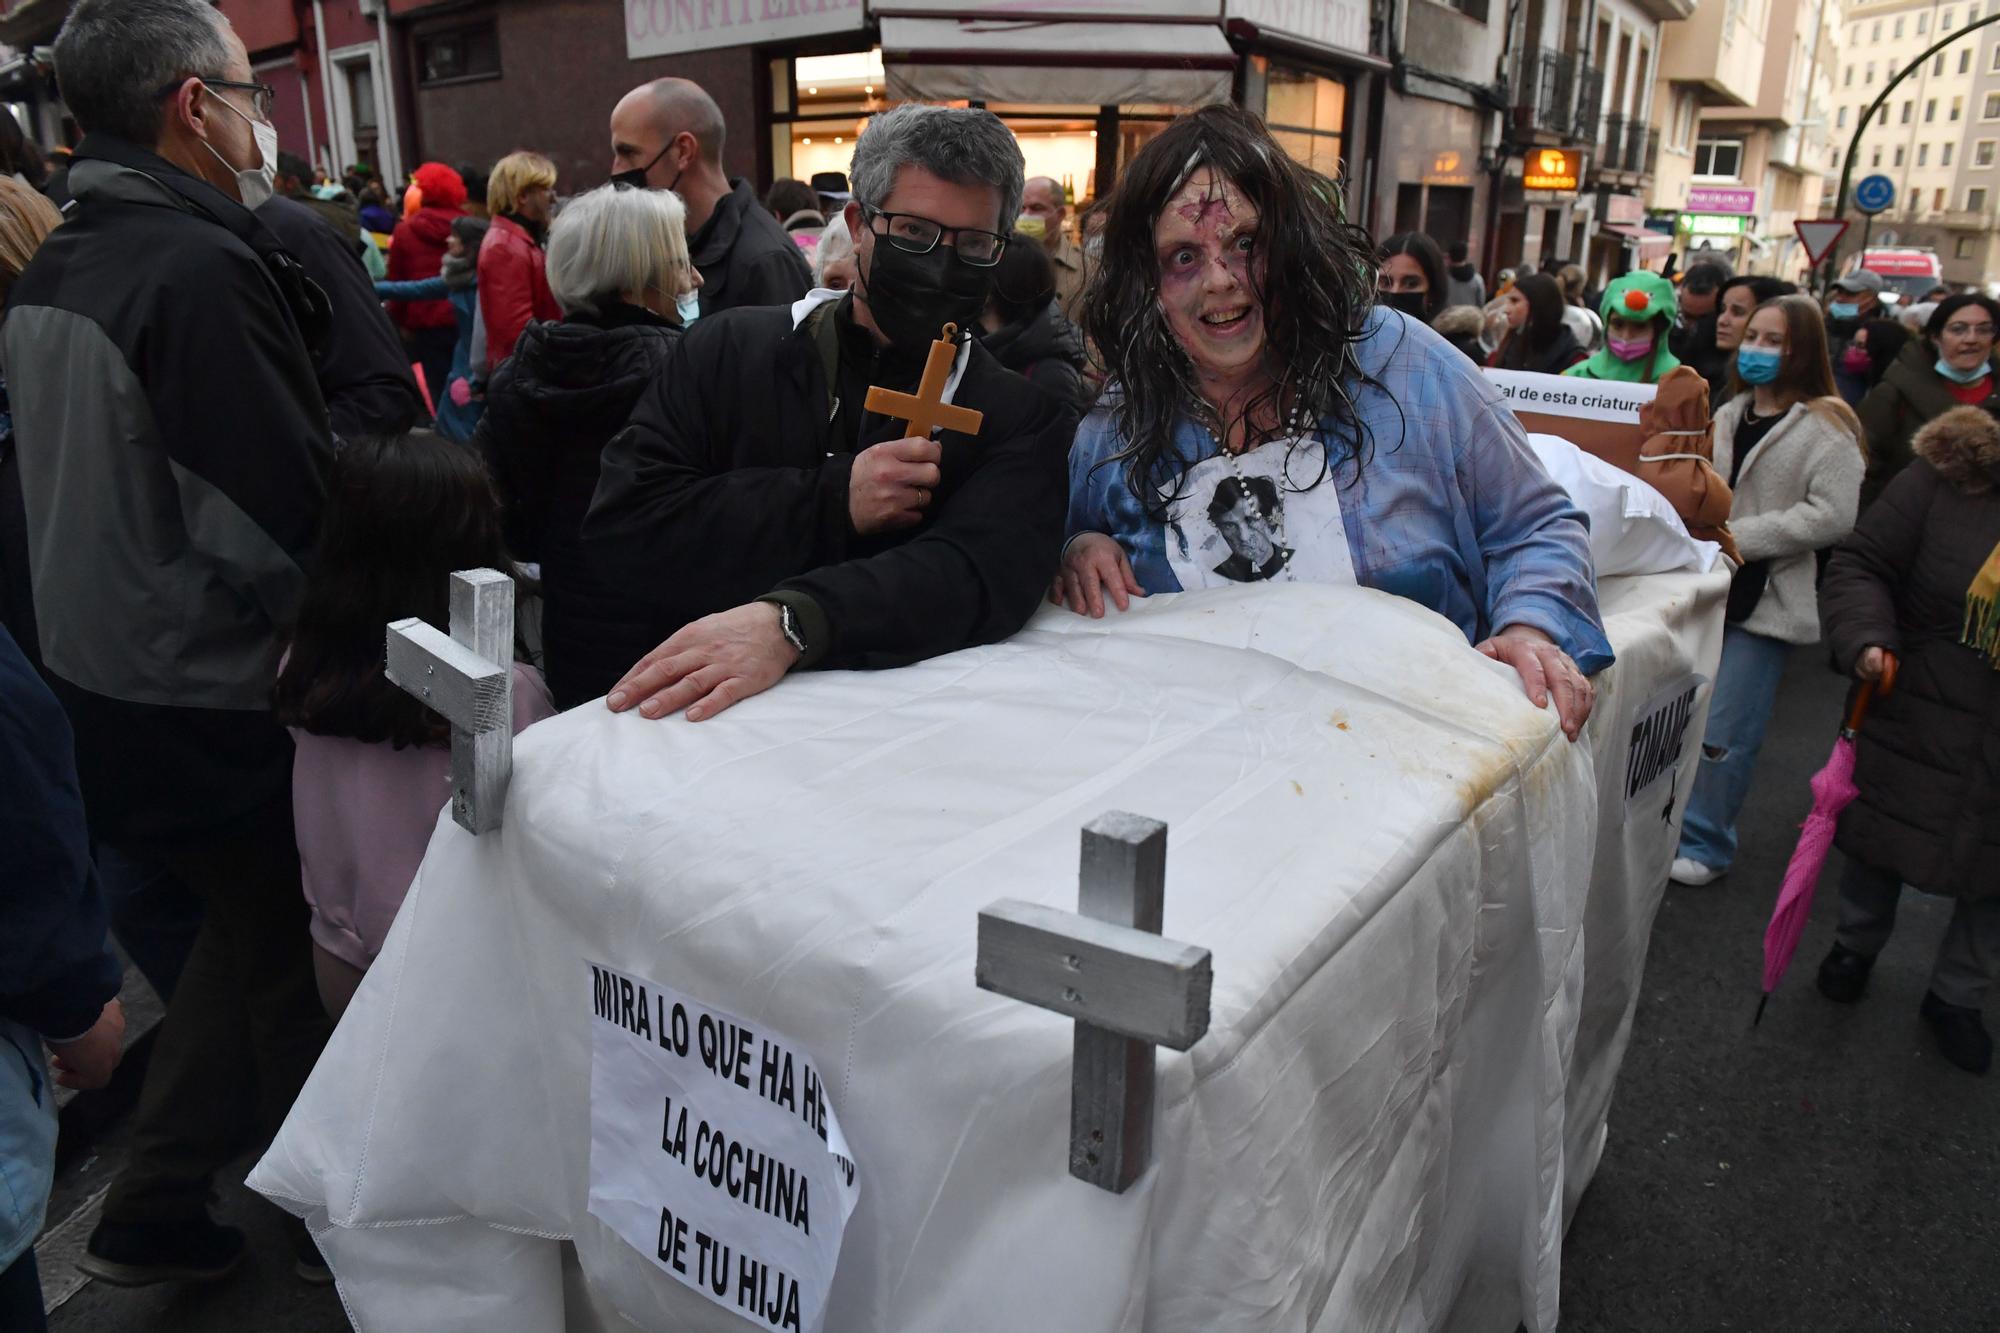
154, 76, 276, 122
1943, 322, 1997, 339
862, 205, 1007, 267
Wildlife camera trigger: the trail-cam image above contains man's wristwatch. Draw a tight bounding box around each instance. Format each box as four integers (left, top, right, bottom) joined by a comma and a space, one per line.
774, 601, 808, 657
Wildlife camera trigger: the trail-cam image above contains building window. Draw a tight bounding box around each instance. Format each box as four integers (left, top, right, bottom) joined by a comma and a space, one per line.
1934, 54, 1946, 76
1844, 64, 1854, 87
1937, 187, 1948, 209
1992, 44, 2000, 72
1970, 187, 1989, 210
1927, 99, 1938, 123
1965, 49, 1977, 74
1944, 142, 1955, 164
1920, 143, 1930, 165
1959, 236, 1977, 258
1264, 66, 1347, 177
1872, 146, 1883, 167
1954, 96, 1965, 121
1895, 146, 1906, 166
415, 21, 499, 87
1985, 92, 2000, 120
1919, 10, 1929, 31
1902, 100, 1914, 124
1909, 188, 1920, 212
1866, 62, 1876, 84
1871, 18, 1882, 38
1838, 105, 1849, 128
1693, 138, 1744, 177
1943, 8, 1955, 28
1978, 139, 1998, 166
1894, 16, 1904, 36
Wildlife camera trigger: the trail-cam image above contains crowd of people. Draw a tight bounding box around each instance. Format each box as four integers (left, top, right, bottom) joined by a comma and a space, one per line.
2, 0, 1997, 1324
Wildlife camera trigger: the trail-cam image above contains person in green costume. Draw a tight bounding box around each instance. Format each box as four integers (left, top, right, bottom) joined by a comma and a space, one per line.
1564, 270, 1682, 384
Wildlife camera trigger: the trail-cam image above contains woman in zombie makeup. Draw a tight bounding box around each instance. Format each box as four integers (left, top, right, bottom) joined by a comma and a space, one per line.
1056, 104, 1614, 742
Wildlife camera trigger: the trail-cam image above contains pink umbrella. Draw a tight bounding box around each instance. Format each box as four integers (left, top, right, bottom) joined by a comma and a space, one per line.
1754, 652, 1899, 1026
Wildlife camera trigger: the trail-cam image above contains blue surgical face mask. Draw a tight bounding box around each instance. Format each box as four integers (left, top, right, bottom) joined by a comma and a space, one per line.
1829, 301, 1861, 321
676, 289, 700, 326
1935, 354, 1990, 384
1735, 345, 1782, 385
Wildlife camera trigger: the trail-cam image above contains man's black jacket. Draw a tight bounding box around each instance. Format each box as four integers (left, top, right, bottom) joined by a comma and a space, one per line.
689, 179, 813, 317
585, 299, 1075, 670
258, 193, 422, 439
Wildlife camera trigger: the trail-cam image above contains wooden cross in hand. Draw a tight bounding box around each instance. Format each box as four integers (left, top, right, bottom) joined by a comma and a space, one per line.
863, 322, 985, 439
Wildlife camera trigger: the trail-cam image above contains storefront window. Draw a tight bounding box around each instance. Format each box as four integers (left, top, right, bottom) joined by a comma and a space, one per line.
1265, 66, 1346, 179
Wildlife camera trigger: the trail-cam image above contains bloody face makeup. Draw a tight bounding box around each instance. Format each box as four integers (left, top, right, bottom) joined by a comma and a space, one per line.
1152, 167, 1265, 384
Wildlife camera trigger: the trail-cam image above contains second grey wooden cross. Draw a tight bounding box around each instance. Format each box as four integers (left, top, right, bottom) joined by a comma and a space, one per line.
975, 812, 1213, 1193
383, 567, 514, 835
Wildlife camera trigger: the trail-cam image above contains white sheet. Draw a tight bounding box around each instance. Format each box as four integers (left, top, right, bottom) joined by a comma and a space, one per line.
1526, 433, 1722, 578
251, 573, 1727, 1333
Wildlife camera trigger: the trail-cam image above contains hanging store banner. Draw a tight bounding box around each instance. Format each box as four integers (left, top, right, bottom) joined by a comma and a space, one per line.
1685, 186, 1757, 214
626, 0, 866, 60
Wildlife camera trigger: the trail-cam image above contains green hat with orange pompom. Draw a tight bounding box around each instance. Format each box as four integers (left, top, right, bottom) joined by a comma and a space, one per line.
1598, 270, 1677, 326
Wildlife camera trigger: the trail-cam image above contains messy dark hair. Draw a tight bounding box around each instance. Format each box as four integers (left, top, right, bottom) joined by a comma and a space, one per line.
273, 432, 532, 749
1078, 103, 1383, 520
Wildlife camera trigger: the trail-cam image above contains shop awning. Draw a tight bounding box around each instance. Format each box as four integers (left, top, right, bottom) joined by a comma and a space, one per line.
880, 18, 1236, 108
1602, 223, 1671, 253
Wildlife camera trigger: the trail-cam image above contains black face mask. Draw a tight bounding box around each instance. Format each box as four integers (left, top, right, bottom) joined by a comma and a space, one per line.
858, 237, 993, 358
609, 141, 682, 194
1381, 289, 1430, 319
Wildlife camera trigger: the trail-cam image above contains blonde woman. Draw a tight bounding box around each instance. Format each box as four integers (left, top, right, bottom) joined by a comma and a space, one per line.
478, 150, 560, 367
475, 184, 699, 707
1672, 294, 1866, 886
0, 175, 63, 654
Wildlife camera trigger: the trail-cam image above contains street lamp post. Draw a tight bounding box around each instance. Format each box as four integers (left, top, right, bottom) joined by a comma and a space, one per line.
1823, 10, 2000, 290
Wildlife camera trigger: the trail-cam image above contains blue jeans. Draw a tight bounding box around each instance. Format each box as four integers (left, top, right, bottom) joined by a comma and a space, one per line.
1677, 626, 1794, 872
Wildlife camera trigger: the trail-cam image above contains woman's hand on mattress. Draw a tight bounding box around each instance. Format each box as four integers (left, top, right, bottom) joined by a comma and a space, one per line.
1476, 625, 1595, 742
1053, 533, 1146, 618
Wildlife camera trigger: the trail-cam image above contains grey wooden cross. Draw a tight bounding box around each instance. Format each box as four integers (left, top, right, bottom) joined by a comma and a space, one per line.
975, 812, 1213, 1193
383, 568, 515, 835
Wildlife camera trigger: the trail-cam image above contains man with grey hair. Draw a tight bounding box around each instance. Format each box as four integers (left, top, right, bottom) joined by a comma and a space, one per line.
3, 0, 334, 1290
1019, 174, 1086, 319
588, 102, 1074, 723
608, 76, 809, 315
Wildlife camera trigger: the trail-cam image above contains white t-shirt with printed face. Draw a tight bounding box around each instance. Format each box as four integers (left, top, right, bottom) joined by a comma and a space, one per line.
1159, 436, 1358, 591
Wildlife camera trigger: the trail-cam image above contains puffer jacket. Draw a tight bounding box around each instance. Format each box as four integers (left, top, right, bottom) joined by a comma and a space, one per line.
1711, 394, 1865, 643
1822, 406, 2000, 897
980, 298, 1092, 414
1855, 337, 2000, 510
386, 205, 460, 331
477, 303, 680, 707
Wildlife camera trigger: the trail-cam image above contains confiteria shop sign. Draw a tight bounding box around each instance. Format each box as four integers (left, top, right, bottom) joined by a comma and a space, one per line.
627, 0, 865, 59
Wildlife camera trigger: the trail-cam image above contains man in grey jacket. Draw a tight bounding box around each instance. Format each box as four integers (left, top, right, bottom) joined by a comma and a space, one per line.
3, 0, 333, 1287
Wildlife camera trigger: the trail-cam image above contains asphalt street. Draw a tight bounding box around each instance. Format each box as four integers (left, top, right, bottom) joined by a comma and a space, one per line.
39, 647, 1998, 1332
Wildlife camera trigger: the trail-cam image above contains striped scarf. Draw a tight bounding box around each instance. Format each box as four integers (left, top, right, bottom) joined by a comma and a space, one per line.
1969, 538, 2000, 668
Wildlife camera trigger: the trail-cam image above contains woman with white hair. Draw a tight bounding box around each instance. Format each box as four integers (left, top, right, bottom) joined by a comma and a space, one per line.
812, 218, 856, 291
476, 184, 701, 706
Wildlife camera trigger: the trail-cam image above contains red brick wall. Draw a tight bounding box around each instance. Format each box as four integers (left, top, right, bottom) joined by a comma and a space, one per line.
408, 0, 761, 191
215, 0, 301, 55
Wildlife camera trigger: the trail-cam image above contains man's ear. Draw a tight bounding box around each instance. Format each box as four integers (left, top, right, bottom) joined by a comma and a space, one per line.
844, 199, 865, 244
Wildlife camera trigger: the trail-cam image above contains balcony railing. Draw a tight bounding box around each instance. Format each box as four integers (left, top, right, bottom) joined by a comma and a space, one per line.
1512, 48, 1599, 142
1598, 116, 1661, 175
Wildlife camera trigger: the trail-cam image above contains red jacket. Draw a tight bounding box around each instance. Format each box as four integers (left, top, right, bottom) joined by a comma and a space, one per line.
478, 214, 560, 369
386, 206, 461, 331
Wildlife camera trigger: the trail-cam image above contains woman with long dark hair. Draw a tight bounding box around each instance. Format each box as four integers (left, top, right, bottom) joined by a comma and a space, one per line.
1488, 272, 1585, 374
272, 433, 553, 1016
1057, 105, 1610, 740
1376, 230, 1448, 324
1670, 295, 1864, 887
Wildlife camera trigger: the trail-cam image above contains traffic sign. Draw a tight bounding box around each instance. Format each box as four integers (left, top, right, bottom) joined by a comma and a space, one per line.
1794, 219, 1850, 266
1853, 174, 1897, 214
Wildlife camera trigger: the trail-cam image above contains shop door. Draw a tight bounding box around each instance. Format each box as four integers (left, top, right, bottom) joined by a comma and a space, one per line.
1425, 186, 1472, 248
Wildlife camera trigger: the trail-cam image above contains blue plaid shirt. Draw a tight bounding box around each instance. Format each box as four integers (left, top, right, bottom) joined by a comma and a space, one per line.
1067, 308, 1615, 673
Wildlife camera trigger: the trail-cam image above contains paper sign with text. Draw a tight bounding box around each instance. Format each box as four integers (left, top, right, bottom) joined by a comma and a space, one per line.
1623, 673, 1706, 824
1484, 368, 1658, 423
587, 962, 860, 1333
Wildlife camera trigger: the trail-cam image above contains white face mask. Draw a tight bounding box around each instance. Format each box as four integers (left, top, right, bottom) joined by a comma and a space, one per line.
676, 289, 700, 326
202, 87, 278, 208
